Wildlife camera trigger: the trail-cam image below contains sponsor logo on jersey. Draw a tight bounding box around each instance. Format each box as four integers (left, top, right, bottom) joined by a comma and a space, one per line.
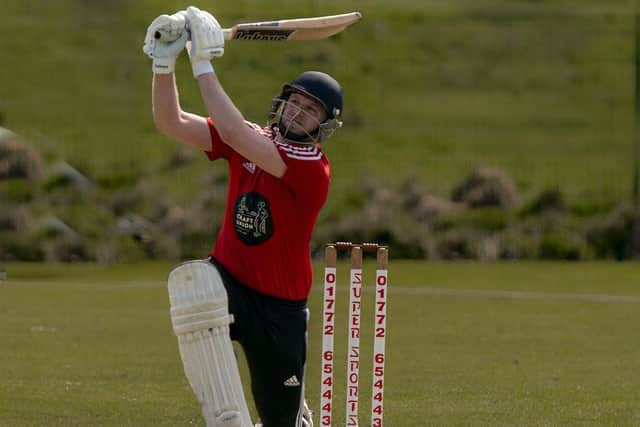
233, 192, 274, 245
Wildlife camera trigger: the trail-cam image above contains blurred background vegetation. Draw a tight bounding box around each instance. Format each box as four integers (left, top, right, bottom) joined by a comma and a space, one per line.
0, 0, 638, 262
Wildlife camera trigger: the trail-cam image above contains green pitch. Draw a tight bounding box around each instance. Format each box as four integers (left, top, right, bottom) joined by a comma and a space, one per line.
1, 261, 639, 426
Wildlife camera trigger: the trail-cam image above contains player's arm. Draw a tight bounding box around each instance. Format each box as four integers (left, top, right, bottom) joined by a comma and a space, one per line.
196, 74, 286, 177
152, 74, 212, 151
186, 7, 287, 178
143, 11, 212, 151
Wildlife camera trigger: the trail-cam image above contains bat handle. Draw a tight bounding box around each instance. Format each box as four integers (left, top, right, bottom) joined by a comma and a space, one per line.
154, 28, 233, 42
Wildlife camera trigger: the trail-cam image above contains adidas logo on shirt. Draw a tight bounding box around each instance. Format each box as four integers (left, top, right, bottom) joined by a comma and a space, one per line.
243, 162, 256, 174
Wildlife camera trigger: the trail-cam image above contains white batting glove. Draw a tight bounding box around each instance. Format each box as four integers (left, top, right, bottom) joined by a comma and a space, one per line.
143, 11, 188, 74
185, 6, 225, 77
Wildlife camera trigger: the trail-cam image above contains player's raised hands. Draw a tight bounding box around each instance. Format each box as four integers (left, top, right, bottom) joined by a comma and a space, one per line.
186, 6, 225, 77
143, 11, 188, 74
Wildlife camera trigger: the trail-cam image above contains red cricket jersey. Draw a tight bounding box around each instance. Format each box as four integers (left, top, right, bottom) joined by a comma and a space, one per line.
204, 118, 330, 301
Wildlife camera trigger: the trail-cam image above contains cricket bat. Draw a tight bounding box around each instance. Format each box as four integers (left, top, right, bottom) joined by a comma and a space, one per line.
155, 12, 362, 42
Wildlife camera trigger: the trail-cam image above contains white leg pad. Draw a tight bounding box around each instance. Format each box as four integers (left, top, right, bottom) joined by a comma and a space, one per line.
168, 260, 252, 427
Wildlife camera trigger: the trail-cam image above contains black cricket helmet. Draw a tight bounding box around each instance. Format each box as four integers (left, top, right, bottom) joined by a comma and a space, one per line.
268, 71, 344, 144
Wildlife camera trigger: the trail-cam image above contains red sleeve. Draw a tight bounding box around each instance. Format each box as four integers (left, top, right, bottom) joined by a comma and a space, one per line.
278, 145, 330, 209
204, 118, 234, 161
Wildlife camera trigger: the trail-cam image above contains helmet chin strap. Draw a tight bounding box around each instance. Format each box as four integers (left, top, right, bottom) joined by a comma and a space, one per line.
276, 122, 319, 145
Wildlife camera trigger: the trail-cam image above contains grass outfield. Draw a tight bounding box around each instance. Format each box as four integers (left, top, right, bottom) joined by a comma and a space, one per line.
1, 261, 639, 426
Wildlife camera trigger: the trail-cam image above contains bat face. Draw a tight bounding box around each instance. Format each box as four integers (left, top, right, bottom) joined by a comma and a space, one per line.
155, 11, 362, 42
225, 12, 362, 41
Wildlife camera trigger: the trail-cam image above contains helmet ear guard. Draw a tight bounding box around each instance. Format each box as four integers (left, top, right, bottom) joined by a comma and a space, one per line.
317, 117, 343, 141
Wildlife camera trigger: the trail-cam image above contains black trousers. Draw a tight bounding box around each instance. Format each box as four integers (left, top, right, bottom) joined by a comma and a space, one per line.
210, 258, 309, 427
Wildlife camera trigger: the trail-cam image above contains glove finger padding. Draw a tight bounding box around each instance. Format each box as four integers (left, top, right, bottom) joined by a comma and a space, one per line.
143, 11, 187, 58
186, 6, 225, 61
143, 14, 169, 58
154, 10, 188, 43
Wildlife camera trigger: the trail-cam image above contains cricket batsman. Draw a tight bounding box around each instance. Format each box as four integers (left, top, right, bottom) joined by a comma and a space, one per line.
143, 6, 344, 427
